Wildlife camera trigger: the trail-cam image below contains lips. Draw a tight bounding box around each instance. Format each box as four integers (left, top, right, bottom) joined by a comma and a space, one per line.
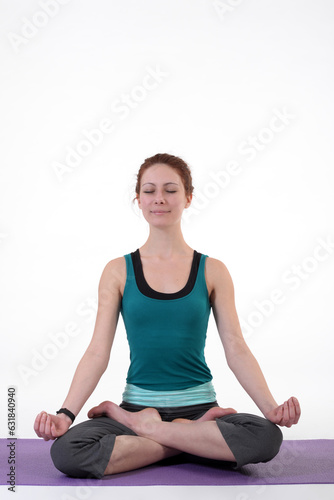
151, 211, 170, 214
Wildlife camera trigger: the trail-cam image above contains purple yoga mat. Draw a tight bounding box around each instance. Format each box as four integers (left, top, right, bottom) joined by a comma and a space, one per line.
1, 439, 333, 486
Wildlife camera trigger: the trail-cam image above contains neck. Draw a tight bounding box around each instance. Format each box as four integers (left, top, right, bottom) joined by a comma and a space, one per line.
140, 225, 192, 258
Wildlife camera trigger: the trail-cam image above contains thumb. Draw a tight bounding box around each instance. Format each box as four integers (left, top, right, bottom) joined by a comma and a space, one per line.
269, 405, 282, 424
87, 408, 97, 418
51, 421, 58, 438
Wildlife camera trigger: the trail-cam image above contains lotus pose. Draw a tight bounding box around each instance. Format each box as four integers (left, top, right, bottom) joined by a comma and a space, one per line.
34, 153, 300, 478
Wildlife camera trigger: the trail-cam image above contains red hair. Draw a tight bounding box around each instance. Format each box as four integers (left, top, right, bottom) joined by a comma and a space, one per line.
135, 153, 194, 199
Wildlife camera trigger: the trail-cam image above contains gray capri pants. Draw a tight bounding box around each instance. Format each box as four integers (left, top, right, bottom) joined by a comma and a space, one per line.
50, 401, 283, 479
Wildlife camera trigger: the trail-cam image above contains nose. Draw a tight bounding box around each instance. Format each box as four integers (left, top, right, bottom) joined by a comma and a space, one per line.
154, 191, 166, 204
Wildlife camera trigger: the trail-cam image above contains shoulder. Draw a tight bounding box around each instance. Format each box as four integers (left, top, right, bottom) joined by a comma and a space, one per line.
205, 256, 232, 281
204, 256, 235, 300
99, 256, 127, 295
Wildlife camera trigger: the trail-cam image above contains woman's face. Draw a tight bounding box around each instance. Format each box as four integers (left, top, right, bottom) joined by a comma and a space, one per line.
137, 163, 192, 227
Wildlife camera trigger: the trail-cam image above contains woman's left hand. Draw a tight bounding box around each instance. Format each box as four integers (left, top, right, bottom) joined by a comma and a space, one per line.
266, 397, 301, 427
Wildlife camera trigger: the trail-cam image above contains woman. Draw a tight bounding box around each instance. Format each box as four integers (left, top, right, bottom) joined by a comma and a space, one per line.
34, 153, 300, 479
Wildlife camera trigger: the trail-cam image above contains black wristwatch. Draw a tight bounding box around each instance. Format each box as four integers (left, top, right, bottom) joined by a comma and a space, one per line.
56, 408, 76, 423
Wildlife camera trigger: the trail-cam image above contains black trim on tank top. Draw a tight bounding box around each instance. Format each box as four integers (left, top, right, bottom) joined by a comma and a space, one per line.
131, 249, 202, 300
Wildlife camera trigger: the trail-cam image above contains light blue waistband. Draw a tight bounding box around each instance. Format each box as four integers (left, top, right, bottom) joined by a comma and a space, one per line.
122, 381, 217, 407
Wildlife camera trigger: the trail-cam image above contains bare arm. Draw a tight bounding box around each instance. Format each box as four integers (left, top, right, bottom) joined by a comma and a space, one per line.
34, 257, 126, 439
206, 257, 300, 426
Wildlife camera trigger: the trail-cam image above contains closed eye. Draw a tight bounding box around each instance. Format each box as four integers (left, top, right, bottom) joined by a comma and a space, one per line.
143, 190, 177, 194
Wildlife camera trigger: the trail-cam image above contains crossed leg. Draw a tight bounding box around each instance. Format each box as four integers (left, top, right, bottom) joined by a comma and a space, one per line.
87, 401, 237, 475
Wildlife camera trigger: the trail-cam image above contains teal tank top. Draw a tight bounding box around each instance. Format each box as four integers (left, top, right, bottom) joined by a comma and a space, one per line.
120, 250, 213, 391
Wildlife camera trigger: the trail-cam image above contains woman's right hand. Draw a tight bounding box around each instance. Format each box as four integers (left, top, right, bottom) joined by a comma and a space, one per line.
34, 411, 72, 441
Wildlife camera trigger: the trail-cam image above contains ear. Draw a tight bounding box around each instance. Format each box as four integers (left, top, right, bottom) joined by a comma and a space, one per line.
185, 194, 192, 209
136, 194, 141, 209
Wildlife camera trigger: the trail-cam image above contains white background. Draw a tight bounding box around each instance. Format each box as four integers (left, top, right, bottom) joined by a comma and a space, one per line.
1, 0, 333, 443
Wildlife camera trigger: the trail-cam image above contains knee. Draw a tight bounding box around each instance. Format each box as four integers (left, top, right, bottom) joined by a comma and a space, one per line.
217, 413, 283, 467
257, 420, 283, 463
50, 434, 77, 477
50, 434, 96, 479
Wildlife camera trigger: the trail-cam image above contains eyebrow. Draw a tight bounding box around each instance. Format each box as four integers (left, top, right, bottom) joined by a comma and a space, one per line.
142, 182, 179, 187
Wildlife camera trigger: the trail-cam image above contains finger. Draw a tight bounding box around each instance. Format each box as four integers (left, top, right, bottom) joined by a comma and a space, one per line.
285, 401, 293, 427
282, 401, 290, 426
42, 413, 54, 440
34, 411, 47, 429
34, 412, 43, 436
34, 412, 41, 428
288, 397, 296, 423
50, 421, 57, 439
223, 407, 238, 414
292, 398, 301, 424
88, 409, 102, 419
293, 397, 301, 423
48, 416, 60, 440
44, 415, 52, 437
39, 412, 48, 435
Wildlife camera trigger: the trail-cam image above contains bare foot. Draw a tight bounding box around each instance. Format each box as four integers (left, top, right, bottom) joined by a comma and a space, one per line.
173, 406, 237, 424
88, 400, 162, 436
